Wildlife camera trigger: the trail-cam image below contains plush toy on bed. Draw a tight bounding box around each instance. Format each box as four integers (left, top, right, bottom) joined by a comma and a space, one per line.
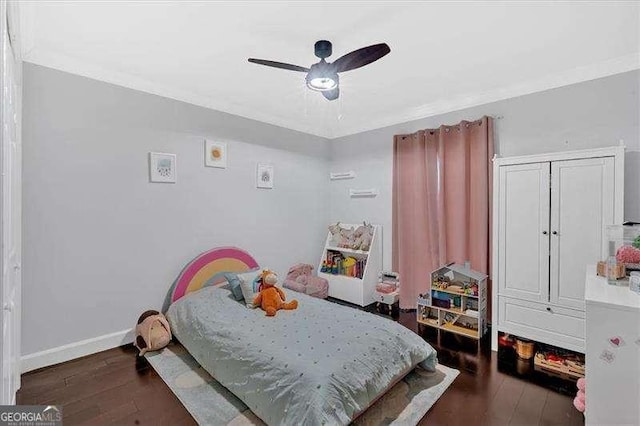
253, 269, 298, 316
134, 310, 172, 356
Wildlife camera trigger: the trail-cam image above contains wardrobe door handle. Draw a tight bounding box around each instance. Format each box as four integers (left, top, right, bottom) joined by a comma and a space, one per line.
546, 307, 552, 312
542, 231, 548, 235
552, 231, 558, 235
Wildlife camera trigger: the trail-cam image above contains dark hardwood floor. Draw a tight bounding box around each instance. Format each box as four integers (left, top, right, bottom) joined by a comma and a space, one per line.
17, 311, 583, 425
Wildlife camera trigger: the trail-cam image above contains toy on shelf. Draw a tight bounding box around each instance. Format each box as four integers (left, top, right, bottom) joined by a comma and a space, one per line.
432, 272, 480, 296
417, 263, 488, 340
534, 348, 585, 380
328, 222, 342, 246
327, 221, 374, 251
322, 250, 366, 279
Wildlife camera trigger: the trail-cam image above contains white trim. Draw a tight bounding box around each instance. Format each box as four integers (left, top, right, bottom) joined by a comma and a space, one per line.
613, 146, 625, 226
332, 53, 640, 139
22, 48, 329, 139
20, 329, 134, 373
491, 155, 500, 352
493, 146, 625, 167
17, 0, 34, 57
20, 42, 640, 140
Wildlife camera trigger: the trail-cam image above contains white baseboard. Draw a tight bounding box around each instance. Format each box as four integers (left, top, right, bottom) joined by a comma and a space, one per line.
20, 329, 135, 373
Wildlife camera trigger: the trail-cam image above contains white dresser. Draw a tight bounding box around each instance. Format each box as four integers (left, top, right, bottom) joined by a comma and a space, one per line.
585, 268, 640, 426
491, 147, 625, 353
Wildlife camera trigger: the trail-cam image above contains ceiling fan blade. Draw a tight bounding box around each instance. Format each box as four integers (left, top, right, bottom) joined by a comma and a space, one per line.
248, 58, 309, 72
322, 86, 339, 101
331, 43, 390, 73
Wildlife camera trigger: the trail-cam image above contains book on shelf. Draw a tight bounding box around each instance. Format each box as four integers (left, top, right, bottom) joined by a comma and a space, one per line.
321, 249, 367, 279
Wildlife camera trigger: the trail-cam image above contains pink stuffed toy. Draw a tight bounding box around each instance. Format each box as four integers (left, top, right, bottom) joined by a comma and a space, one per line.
573, 377, 586, 413
282, 263, 329, 299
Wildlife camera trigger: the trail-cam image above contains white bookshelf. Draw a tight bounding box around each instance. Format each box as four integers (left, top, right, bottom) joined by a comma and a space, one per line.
417, 263, 488, 340
317, 223, 382, 307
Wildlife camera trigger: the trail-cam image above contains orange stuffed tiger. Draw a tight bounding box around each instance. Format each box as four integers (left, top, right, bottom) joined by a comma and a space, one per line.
253, 269, 298, 316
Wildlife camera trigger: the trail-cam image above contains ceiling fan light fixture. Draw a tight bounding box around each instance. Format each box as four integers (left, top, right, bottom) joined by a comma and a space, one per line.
307, 76, 337, 91
248, 40, 390, 100
305, 63, 339, 92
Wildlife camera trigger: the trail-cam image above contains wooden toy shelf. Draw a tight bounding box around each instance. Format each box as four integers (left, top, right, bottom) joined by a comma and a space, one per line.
441, 322, 478, 339
417, 263, 488, 340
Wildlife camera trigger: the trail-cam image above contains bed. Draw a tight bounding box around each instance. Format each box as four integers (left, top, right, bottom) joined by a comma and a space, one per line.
163, 247, 438, 425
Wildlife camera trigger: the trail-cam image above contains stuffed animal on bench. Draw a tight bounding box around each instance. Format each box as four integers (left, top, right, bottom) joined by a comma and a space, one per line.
134, 310, 172, 356
253, 269, 298, 316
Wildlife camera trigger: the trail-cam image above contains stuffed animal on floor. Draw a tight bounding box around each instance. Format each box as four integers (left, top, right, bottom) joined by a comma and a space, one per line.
134, 310, 172, 356
573, 377, 586, 413
253, 269, 298, 316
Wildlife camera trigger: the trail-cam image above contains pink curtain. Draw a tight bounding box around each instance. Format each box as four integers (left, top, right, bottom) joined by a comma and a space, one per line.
392, 116, 494, 309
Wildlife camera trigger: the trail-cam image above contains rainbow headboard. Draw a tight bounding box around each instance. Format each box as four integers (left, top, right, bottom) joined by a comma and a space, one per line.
162, 246, 259, 311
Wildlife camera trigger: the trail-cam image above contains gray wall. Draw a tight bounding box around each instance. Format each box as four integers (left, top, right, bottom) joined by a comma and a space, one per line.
22, 64, 331, 355
328, 71, 640, 270
22, 64, 640, 355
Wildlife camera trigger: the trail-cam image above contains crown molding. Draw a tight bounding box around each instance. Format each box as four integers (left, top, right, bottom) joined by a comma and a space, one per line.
330, 53, 640, 139
23, 47, 639, 141
22, 47, 333, 139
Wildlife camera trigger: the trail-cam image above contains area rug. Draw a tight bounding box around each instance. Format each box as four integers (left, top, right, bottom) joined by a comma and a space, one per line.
146, 343, 459, 425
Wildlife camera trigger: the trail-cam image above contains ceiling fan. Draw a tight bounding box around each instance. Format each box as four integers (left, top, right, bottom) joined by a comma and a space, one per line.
248, 40, 390, 101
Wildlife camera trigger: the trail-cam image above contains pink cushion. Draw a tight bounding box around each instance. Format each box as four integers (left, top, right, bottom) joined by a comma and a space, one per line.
283, 279, 307, 294
283, 263, 328, 299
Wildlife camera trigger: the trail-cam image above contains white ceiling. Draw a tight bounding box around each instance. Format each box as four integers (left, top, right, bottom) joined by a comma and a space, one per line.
20, 1, 640, 139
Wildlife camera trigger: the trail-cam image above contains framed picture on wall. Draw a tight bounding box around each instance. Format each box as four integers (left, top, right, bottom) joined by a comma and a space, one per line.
256, 163, 274, 189
149, 152, 177, 183
205, 139, 227, 168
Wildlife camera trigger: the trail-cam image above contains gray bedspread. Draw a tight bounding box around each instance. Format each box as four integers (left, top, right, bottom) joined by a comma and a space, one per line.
166, 286, 437, 426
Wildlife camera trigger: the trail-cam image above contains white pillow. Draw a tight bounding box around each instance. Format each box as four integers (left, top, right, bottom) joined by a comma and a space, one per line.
238, 270, 261, 308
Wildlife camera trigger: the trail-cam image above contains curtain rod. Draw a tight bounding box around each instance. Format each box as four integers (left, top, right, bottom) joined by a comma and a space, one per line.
398, 115, 503, 139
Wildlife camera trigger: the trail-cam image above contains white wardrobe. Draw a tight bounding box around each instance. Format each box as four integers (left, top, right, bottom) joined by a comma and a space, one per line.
0, 0, 22, 405
491, 147, 624, 353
